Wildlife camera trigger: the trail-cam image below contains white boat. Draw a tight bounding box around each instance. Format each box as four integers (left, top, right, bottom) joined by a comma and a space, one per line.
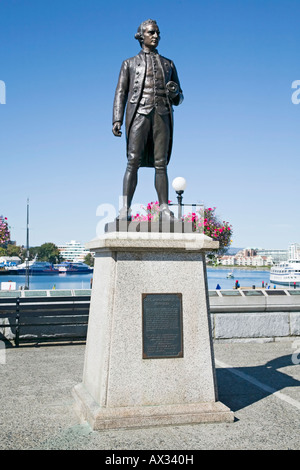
270, 259, 300, 287
226, 272, 234, 279
7, 255, 37, 271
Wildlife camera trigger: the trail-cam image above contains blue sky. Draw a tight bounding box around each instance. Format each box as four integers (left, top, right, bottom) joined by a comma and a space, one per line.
0, 0, 299, 249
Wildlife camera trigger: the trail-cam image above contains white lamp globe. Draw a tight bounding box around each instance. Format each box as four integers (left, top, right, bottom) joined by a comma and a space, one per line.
172, 177, 187, 192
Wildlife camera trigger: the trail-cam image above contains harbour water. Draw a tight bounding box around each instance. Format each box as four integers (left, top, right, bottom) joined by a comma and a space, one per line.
206, 267, 272, 290
0, 273, 93, 291
0, 268, 273, 291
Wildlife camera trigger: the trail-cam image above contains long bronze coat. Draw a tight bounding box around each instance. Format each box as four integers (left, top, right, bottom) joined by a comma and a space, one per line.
113, 50, 183, 167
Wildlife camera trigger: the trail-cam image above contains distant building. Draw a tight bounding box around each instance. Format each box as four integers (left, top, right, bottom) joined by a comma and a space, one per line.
220, 245, 300, 266
218, 255, 236, 266
256, 248, 288, 264
219, 249, 273, 267
0, 256, 21, 266
239, 248, 258, 257
289, 243, 300, 260
57, 240, 89, 262
235, 255, 272, 267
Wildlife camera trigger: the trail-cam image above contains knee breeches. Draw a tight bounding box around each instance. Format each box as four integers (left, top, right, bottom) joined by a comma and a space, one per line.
126, 110, 170, 172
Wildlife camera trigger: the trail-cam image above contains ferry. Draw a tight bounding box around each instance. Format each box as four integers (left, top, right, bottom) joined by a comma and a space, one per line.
55, 261, 93, 274
7, 261, 59, 275
270, 259, 300, 287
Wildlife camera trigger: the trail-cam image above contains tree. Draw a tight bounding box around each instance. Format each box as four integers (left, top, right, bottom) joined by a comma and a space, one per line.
84, 253, 94, 267
37, 243, 62, 264
0, 247, 6, 256
6, 244, 23, 258
29, 246, 40, 260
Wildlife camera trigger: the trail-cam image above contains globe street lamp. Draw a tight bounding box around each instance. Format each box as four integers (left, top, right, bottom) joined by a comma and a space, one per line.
172, 177, 187, 219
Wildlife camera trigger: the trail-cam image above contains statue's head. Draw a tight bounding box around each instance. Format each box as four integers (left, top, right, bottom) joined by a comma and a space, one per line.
135, 19, 160, 48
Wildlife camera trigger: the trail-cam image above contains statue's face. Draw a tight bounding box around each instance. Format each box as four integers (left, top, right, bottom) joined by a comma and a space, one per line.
142, 24, 160, 50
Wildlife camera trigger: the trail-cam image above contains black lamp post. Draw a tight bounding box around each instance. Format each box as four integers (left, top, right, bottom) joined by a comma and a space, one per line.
172, 177, 187, 219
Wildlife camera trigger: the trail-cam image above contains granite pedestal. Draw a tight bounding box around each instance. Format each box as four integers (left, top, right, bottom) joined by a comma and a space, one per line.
73, 232, 234, 429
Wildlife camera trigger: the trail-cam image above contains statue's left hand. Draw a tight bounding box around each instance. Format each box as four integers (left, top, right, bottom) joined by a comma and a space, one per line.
166, 81, 179, 100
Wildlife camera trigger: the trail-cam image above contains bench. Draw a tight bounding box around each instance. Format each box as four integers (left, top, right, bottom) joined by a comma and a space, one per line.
0, 294, 90, 347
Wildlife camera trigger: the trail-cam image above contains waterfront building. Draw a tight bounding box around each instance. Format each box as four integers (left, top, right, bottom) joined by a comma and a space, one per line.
219, 251, 273, 267
58, 240, 90, 263
289, 243, 300, 260
218, 245, 299, 267
234, 248, 273, 266
239, 248, 258, 257
219, 256, 236, 265
235, 255, 272, 267
0, 256, 21, 266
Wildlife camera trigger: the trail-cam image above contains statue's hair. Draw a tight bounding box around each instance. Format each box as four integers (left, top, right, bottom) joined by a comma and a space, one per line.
135, 19, 159, 46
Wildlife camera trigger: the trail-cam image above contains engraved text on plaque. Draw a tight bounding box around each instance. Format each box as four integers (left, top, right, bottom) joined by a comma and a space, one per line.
142, 293, 183, 359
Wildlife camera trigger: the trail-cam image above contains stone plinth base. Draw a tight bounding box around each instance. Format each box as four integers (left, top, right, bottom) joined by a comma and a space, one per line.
73, 232, 234, 429
73, 383, 233, 430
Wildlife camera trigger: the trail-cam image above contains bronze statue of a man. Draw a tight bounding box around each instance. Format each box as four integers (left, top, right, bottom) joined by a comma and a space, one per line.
112, 19, 183, 220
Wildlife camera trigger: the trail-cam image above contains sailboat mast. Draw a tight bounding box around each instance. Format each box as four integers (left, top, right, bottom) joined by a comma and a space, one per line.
25, 198, 30, 290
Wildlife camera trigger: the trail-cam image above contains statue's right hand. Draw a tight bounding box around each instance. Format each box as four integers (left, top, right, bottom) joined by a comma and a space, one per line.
112, 122, 122, 137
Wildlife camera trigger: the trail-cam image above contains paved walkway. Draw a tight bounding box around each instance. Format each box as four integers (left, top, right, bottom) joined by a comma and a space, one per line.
0, 340, 299, 450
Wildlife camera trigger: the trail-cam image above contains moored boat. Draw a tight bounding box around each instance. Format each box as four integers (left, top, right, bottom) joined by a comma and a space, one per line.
7, 261, 59, 275
55, 261, 93, 274
270, 259, 300, 286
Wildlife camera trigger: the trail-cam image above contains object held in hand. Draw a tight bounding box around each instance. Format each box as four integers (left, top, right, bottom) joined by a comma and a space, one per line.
166, 81, 179, 98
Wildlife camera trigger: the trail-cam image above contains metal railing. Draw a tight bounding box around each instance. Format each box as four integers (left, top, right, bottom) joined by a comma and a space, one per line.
1, 288, 299, 346
0, 290, 90, 346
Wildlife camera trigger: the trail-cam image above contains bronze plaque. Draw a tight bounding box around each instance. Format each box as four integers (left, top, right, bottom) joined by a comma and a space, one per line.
142, 293, 183, 359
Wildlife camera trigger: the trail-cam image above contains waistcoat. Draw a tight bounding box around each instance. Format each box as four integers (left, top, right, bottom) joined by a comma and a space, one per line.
137, 51, 169, 116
